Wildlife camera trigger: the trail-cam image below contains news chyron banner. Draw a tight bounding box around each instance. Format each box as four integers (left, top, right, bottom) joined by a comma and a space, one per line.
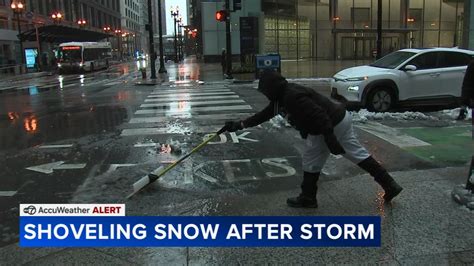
20, 204, 381, 247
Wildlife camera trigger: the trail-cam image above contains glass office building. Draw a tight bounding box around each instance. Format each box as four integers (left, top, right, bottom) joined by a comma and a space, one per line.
262, 0, 465, 60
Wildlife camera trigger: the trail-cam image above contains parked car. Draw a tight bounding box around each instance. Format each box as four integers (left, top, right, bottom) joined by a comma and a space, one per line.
331, 47, 474, 112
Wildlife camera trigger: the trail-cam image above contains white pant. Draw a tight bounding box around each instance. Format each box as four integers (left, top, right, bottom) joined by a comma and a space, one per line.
302, 111, 370, 173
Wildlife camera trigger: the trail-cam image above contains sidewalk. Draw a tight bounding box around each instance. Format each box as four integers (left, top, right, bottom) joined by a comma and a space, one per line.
2, 166, 472, 265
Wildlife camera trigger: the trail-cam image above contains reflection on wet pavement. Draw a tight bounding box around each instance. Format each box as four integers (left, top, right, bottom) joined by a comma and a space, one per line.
0, 106, 128, 150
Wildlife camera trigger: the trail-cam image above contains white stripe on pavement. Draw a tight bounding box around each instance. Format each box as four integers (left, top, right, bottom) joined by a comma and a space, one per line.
39, 144, 74, 149
356, 122, 431, 148
0, 191, 17, 197
145, 95, 239, 102
140, 99, 245, 108
129, 113, 254, 124
135, 105, 252, 115
147, 92, 236, 98
134, 143, 158, 147
121, 125, 223, 136
151, 88, 230, 94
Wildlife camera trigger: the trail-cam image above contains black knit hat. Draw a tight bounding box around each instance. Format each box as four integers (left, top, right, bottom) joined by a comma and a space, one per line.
257, 70, 288, 101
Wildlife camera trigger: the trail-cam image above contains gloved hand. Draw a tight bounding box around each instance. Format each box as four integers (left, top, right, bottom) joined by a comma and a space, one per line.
224, 120, 243, 132
324, 133, 345, 155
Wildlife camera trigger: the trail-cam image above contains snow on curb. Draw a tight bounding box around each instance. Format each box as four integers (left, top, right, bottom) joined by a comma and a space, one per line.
350, 108, 473, 122
350, 109, 439, 123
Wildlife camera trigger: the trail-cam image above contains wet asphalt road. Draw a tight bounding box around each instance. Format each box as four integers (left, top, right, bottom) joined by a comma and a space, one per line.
0, 60, 470, 248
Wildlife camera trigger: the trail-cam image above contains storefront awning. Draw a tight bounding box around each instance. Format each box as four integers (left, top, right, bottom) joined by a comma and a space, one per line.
19, 25, 113, 43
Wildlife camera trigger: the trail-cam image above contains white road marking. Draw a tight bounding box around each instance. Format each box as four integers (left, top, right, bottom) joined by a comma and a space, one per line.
26, 161, 87, 174
147, 91, 236, 98
0, 191, 17, 197
38, 144, 74, 149
121, 125, 223, 136
129, 113, 253, 124
151, 88, 230, 94
135, 105, 252, 115
140, 99, 245, 108
134, 143, 158, 147
145, 95, 239, 102
356, 122, 431, 148
106, 164, 137, 173
105, 81, 123, 86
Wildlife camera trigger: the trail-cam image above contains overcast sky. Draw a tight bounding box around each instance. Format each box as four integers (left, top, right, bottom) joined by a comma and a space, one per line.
165, 0, 188, 36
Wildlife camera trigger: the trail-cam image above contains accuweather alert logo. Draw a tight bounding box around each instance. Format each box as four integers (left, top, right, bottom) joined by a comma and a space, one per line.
23, 205, 37, 215
19, 204, 125, 216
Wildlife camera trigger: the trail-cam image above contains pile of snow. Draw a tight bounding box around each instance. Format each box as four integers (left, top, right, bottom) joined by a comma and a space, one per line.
269, 114, 292, 129
439, 107, 472, 120
351, 109, 439, 122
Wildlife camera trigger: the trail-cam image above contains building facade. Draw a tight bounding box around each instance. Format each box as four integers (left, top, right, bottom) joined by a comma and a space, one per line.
0, 0, 122, 71
200, 0, 470, 61
263, 0, 465, 60
120, 0, 141, 57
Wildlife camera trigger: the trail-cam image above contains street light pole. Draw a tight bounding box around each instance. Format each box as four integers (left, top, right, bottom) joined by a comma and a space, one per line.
11, 1, 25, 74
147, 0, 157, 79
157, 0, 167, 73
376, 0, 383, 59
225, 0, 233, 79
170, 6, 179, 63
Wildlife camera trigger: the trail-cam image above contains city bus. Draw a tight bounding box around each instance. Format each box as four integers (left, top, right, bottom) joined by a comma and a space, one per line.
57, 42, 112, 73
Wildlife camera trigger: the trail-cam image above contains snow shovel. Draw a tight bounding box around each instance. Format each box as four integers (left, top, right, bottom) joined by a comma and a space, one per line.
126, 126, 227, 199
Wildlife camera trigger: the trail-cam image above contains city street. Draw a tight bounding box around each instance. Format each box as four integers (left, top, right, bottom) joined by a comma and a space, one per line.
0, 59, 472, 264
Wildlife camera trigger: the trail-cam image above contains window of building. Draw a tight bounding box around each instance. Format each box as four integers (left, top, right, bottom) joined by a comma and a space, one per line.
351, 8, 370, 29
408, 8, 422, 28
38, 0, 45, 15
0, 16, 8, 29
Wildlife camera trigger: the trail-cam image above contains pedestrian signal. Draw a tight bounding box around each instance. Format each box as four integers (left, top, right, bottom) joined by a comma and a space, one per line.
215, 10, 227, 22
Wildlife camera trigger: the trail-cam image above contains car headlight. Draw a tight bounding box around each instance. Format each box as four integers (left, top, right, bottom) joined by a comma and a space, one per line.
57, 63, 62, 68
79, 62, 83, 67
345, 76, 368, 82
347, 85, 360, 92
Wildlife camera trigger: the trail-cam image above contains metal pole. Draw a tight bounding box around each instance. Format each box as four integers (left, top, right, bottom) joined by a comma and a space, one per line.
157, 0, 167, 73
376, 0, 383, 59
147, 0, 157, 79
35, 24, 42, 71
225, 0, 233, 79
174, 18, 178, 62
16, 13, 25, 74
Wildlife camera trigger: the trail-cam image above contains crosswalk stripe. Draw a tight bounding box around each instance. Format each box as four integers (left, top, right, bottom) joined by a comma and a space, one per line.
145, 95, 239, 102
356, 122, 431, 148
129, 113, 254, 124
0, 191, 17, 197
151, 88, 230, 94
140, 99, 245, 108
121, 125, 223, 136
147, 91, 236, 98
135, 105, 252, 115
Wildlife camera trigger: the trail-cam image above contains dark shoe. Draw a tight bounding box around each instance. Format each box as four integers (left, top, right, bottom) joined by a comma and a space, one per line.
381, 179, 403, 202
358, 156, 403, 202
287, 195, 318, 208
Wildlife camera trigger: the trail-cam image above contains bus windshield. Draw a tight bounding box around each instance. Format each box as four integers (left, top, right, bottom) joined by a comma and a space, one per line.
59, 46, 82, 62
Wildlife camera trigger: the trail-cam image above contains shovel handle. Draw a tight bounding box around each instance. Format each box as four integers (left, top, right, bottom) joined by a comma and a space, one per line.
127, 126, 227, 199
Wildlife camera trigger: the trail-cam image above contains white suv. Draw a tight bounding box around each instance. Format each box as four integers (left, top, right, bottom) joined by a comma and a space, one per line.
331, 47, 474, 112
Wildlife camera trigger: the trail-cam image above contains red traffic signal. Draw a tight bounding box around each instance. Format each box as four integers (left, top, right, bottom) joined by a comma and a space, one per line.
215, 10, 227, 22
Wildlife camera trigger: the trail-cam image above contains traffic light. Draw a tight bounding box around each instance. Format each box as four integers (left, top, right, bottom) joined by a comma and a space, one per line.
215, 10, 227, 22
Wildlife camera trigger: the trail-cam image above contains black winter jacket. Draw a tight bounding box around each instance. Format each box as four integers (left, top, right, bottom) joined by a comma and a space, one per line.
243, 72, 346, 138
461, 60, 474, 107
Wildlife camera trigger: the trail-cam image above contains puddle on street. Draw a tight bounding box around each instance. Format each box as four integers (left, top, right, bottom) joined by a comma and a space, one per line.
0, 105, 128, 150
